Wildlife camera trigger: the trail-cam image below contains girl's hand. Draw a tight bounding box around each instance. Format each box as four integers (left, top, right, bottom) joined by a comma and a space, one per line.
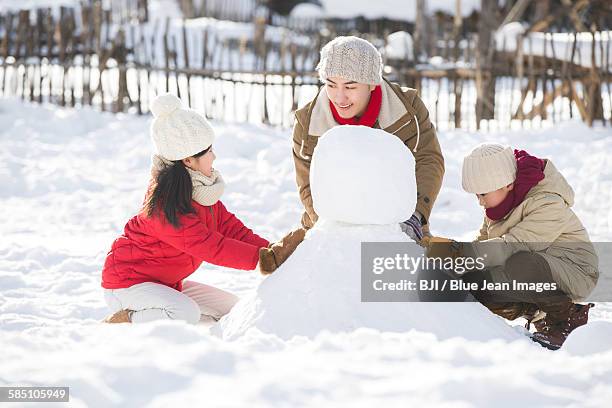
258, 247, 277, 275
258, 227, 307, 275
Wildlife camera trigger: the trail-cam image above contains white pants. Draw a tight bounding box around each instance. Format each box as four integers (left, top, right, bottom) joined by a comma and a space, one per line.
104, 280, 239, 324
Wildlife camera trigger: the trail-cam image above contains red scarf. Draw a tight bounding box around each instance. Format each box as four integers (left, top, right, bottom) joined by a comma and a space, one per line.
329, 85, 382, 128
486, 150, 546, 221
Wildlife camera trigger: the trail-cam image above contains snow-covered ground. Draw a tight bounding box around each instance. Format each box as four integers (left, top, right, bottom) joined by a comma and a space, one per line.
2, 98, 612, 406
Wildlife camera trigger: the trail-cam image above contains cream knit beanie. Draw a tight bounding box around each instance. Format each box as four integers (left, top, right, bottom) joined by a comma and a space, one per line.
462, 143, 517, 194
316, 36, 383, 85
150, 93, 215, 161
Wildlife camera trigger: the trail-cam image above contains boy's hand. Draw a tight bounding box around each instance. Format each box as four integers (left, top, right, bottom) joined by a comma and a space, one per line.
423, 236, 462, 259
421, 236, 453, 246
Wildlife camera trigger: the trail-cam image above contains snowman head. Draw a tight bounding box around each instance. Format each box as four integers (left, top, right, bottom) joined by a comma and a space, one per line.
310, 125, 417, 225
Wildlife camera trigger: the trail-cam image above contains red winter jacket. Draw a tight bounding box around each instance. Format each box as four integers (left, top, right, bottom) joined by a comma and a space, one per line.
101, 200, 269, 291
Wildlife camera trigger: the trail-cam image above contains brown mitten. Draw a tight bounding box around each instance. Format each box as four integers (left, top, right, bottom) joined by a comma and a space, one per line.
259, 227, 307, 275
423, 236, 461, 259
421, 236, 452, 248
258, 247, 278, 275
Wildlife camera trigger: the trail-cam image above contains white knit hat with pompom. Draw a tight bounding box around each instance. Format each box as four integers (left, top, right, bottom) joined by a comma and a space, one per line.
316, 36, 382, 85
150, 93, 215, 161
462, 143, 517, 194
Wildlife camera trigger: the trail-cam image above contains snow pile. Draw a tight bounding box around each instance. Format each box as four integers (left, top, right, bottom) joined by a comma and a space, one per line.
217, 126, 520, 341
494, 21, 527, 51
290, 3, 324, 18
147, 0, 183, 20
217, 216, 523, 341
564, 321, 612, 356
311, 126, 416, 224
384, 31, 415, 61
317, 0, 479, 21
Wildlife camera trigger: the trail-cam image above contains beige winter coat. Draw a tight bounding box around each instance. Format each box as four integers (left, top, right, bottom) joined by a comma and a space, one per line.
471, 160, 599, 301
292, 78, 445, 230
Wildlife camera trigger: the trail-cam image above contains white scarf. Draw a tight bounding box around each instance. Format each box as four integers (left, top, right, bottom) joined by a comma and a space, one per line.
151, 154, 225, 206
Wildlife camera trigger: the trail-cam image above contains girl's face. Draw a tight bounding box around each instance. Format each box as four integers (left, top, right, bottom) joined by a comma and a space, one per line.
183, 147, 216, 177
476, 184, 514, 208
325, 77, 376, 119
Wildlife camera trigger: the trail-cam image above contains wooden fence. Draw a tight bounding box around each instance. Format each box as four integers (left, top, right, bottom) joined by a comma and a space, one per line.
0, 2, 610, 130
389, 30, 611, 130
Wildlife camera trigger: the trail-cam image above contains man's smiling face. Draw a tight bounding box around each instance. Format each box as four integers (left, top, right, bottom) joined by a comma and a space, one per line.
325, 77, 375, 119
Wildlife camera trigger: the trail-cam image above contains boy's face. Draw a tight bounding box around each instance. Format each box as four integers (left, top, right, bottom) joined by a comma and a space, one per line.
325, 77, 376, 119
476, 184, 514, 208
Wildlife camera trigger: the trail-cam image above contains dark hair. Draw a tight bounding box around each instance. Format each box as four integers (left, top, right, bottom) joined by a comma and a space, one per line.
143, 146, 212, 228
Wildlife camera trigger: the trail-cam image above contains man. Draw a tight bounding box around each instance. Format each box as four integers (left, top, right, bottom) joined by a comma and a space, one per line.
258, 36, 445, 275
292, 36, 444, 240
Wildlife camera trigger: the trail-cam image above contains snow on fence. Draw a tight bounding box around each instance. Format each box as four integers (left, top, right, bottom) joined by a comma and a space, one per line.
0, 2, 610, 130
386, 28, 611, 130
0, 4, 323, 127
177, 0, 255, 23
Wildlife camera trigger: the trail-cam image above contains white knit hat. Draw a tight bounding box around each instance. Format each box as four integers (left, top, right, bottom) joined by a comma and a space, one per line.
316, 36, 383, 85
462, 143, 517, 194
149, 93, 215, 161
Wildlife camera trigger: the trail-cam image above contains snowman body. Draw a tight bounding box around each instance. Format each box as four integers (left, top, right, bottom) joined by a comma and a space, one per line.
217, 126, 520, 342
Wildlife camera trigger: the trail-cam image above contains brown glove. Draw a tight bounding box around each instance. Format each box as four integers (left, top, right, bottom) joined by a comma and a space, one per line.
259, 227, 307, 275
422, 236, 462, 259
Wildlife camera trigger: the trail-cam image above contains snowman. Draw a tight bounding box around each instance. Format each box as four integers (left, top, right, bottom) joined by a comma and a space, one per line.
216, 126, 521, 342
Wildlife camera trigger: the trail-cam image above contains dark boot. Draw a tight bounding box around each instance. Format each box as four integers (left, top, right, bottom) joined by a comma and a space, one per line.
483, 301, 537, 321
525, 309, 548, 332
531, 301, 595, 350
482, 301, 547, 332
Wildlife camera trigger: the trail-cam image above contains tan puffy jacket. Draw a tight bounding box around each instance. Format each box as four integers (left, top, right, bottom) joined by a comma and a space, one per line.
471, 160, 599, 301
292, 79, 445, 230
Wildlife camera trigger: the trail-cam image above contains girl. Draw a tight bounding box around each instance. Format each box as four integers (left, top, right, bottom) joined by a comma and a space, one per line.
101, 94, 270, 324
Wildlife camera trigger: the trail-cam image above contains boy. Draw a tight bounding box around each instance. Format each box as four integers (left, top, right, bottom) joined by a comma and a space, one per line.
428, 143, 598, 350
